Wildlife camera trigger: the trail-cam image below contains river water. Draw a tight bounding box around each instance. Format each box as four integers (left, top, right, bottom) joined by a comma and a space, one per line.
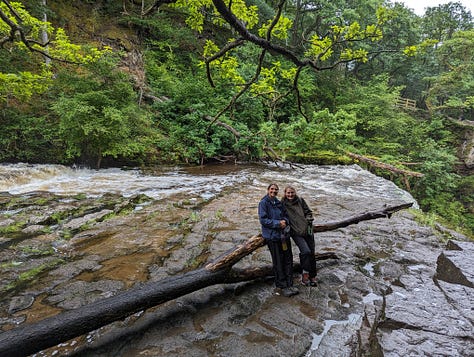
0, 162, 415, 205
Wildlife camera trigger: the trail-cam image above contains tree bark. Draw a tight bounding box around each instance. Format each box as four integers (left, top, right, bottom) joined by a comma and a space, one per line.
347, 152, 424, 177
312, 202, 414, 232
0, 202, 413, 357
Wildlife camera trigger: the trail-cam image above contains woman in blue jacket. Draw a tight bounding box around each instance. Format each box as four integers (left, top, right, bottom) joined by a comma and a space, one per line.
258, 183, 298, 297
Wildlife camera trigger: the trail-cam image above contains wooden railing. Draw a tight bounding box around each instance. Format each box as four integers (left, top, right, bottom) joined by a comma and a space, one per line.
395, 97, 417, 110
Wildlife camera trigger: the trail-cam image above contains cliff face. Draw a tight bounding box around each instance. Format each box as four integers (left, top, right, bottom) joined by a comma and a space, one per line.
458, 121, 474, 171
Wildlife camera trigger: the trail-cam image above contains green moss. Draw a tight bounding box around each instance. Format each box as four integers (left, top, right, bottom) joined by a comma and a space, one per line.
214, 209, 224, 220
48, 210, 70, 224
73, 193, 87, 200
2, 258, 65, 294
0, 220, 27, 234
19, 245, 55, 256
188, 211, 201, 223
0, 261, 23, 269
409, 208, 473, 241
61, 229, 73, 240
31, 197, 50, 205
287, 150, 353, 165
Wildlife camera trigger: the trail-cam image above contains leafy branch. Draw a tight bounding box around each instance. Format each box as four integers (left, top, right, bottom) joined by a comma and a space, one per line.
0, 0, 110, 100
147, 0, 399, 122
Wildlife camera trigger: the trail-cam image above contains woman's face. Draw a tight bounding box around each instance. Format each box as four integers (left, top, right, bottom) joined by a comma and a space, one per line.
284, 188, 296, 200
267, 185, 279, 199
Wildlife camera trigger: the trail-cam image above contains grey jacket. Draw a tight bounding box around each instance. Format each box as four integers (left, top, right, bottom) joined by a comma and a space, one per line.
282, 195, 313, 236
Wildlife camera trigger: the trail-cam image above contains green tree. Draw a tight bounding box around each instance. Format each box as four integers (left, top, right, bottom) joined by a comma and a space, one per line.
422, 1, 473, 42
0, 106, 62, 163
351, 2, 421, 84
160, 0, 403, 122
51, 55, 159, 168
0, 0, 109, 101
425, 30, 474, 120
405, 2, 473, 108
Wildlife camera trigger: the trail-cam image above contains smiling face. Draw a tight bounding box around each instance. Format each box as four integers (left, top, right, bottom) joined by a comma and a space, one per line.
284, 187, 296, 201
267, 184, 279, 199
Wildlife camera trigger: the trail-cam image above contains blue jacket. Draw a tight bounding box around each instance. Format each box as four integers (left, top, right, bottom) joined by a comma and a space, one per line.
258, 195, 289, 242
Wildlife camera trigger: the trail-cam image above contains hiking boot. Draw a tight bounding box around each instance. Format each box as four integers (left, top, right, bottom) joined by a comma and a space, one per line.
288, 286, 299, 295
301, 273, 310, 286
282, 287, 297, 297
309, 277, 318, 287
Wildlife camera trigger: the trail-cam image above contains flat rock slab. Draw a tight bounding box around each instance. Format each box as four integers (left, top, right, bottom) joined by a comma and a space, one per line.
379, 240, 474, 357
383, 274, 472, 338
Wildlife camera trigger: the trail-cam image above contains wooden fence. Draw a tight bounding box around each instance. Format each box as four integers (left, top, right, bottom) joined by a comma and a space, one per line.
395, 97, 417, 110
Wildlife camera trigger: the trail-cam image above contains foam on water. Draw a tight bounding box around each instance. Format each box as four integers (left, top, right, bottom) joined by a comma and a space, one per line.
0, 163, 418, 206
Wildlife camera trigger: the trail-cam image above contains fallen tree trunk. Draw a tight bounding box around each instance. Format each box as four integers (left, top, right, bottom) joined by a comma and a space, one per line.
347, 152, 424, 178
347, 152, 424, 190
0, 202, 413, 357
312, 202, 414, 232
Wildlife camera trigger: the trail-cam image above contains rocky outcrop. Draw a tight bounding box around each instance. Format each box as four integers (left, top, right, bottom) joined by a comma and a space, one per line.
0, 164, 472, 356
453, 119, 474, 170
371, 240, 474, 357
436, 240, 474, 288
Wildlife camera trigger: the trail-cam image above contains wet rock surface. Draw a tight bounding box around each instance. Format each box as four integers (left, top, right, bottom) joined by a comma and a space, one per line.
0, 163, 472, 356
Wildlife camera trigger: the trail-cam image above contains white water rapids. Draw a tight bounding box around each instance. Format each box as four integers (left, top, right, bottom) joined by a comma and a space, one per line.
0, 162, 417, 207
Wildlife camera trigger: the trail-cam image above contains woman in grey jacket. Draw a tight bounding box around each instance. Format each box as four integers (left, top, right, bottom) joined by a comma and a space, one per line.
282, 186, 317, 286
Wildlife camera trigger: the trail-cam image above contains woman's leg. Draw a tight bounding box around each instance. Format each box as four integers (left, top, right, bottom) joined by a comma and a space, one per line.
291, 235, 313, 284
304, 234, 317, 286
292, 234, 312, 271
282, 239, 294, 288
267, 240, 289, 288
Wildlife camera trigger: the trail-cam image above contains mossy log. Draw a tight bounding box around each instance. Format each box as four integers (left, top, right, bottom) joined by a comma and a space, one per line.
347, 152, 424, 178
347, 152, 424, 190
0, 202, 413, 357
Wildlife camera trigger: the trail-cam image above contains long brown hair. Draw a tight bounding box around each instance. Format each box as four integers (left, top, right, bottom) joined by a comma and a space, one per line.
267, 183, 279, 190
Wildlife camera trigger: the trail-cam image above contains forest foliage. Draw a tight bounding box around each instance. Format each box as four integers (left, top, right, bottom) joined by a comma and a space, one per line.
0, 0, 473, 235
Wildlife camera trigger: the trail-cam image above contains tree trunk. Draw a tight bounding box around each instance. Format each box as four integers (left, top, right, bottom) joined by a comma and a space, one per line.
312, 202, 414, 232
0, 202, 413, 357
346, 152, 423, 190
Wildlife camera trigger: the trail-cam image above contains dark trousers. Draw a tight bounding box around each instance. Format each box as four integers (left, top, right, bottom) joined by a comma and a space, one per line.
266, 239, 294, 288
292, 234, 317, 278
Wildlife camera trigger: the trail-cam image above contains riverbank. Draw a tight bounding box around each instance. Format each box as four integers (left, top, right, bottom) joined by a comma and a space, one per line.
0, 163, 472, 356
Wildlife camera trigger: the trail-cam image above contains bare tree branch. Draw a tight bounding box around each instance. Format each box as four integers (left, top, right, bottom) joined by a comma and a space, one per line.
207, 48, 267, 129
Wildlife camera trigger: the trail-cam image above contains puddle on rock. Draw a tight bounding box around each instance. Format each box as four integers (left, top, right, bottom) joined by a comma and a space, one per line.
15, 293, 63, 325
76, 251, 156, 288
305, 313, 362, 356
363, 262, 375, 276
362, 292, 383, 304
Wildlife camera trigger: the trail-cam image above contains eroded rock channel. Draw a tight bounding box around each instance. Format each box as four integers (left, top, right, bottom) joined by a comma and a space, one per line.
0, 163, 472, 356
